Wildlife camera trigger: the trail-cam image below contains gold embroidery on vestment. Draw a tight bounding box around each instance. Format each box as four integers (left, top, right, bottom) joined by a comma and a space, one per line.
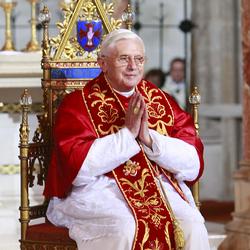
150, 118, 173, 136
123, 160, 141, 176
120, 168, 150, 198
120, 169, 167, 228
140, 82, 173, 135
139, 220, 150, 250
148, 237, 165, 250
84, 78, 175, 249
88, 83, 123, 135
139, 220, 169, 250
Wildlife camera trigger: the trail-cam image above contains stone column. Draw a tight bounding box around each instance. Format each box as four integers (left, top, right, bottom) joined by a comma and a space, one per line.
219, 0, 250, 249
191, 0, 241, 201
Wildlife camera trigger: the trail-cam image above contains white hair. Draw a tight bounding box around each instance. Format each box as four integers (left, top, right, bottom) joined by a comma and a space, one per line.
99, 29, 145, 56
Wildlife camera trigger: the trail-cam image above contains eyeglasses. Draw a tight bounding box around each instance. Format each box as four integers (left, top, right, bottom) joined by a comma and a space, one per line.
102, 55, 146, 67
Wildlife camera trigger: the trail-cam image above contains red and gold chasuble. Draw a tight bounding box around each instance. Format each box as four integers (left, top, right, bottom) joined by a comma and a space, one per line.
82, 75, 187, 250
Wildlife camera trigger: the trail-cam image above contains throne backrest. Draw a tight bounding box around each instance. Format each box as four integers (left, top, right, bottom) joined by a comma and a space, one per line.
19, 0, 131, 229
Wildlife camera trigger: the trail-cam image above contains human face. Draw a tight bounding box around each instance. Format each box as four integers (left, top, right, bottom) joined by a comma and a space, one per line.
98, 39, 145, 92
170, 61, 185, 83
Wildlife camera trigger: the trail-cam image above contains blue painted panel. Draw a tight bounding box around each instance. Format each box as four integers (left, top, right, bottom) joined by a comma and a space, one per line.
51, 68, 102, 79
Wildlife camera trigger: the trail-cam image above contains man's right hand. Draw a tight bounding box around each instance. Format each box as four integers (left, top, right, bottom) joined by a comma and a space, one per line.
125, 92, 144, 138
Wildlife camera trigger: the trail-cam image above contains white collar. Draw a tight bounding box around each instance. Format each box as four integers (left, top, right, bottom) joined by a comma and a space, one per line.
113, 88, 135, 97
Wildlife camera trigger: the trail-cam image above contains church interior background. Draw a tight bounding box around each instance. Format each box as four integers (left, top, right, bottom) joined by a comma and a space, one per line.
0, 0, 249, 249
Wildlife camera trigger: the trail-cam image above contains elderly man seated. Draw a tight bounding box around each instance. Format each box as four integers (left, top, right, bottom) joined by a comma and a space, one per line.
44, 29, 210, 250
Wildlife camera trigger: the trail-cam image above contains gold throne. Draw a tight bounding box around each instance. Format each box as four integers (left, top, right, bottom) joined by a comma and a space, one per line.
18, 1, 132, 249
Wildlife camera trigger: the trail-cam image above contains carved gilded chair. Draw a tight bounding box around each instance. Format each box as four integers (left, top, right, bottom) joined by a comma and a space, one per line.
19, 1, 201, 249
19, 1, 131, 249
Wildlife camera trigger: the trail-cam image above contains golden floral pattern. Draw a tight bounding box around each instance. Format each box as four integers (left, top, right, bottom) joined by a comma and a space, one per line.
120, 169, 167, 229
139, 81, 173, 135
98, 103, 119, 123
120, 169, 150, 198
88, 83, 123, 135
123, 160, 141, 176
89, 84, 116, 108
147, 102, 166, 119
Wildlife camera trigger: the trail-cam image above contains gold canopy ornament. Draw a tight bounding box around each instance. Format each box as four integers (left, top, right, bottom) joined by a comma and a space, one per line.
50, 0, 123, 61
0, 1, 17, 51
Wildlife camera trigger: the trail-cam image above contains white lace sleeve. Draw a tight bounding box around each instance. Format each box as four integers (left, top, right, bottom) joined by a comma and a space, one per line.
73, 127, 140, 186
142, 129, 199, 181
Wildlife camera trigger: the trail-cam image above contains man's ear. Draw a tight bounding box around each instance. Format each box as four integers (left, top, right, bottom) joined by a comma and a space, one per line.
97, 57, 107, 73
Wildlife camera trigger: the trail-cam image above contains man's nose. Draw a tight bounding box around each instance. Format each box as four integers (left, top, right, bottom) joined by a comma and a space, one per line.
127, 58, 137, 69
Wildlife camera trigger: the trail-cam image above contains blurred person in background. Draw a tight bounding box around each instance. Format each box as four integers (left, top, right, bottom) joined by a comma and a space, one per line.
163, 58, 186, 110
144, 68, 166, 89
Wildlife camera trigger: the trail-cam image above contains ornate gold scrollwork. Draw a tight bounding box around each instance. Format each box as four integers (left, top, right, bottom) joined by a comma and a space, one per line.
120, 168, 151, 198
88, 83, 123, 135
140, 83, 173, 135
51, 0, 122, 60
120, 168, 167, 230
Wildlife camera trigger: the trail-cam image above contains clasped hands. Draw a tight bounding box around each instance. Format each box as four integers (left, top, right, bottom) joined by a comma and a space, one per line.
125, 92, 152, 149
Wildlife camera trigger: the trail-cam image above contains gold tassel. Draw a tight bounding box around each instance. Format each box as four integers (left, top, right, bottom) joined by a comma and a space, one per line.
173, 220, 185, 250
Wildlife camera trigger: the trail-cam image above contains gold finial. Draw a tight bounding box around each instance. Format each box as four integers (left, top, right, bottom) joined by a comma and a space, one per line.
39, 5, 51, 59
20, 89, 32, 106
189, 86, 201, 105
19, 89, 32, 148
39, 5, 51, 23
189, 86, 201, 135
122, 1, 134, 30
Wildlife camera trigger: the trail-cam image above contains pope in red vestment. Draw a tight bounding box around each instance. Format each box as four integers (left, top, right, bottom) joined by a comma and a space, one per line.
44, 29, 210, 250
